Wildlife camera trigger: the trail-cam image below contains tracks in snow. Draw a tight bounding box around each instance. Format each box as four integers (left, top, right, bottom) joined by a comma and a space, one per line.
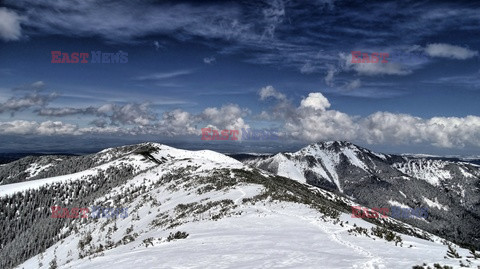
258, 205, 385, 269
234, 186, 247, 205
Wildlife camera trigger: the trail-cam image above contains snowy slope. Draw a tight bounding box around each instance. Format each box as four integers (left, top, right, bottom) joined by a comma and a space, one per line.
21, 202, 478, 269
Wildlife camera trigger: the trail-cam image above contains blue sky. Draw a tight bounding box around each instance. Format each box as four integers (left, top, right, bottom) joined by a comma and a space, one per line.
0, 0, 479, 155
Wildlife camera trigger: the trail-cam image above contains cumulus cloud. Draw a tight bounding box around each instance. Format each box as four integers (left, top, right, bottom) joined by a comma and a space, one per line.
37, 121, 81, 135
285, 109, 358, 142
107, 103, 156, 126
299, 92, 330, 111
258, 87, 480, 148
0, 120, 38, 135
425, 43, 478, 60
0, 8, 22, 41
159, 109, 196, 136
259, 88, 356, 141
360, 112, 480, 148
259, 85, 286, 101
200, 104, 250, 130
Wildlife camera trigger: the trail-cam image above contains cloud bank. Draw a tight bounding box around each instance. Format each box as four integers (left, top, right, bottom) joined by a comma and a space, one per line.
425, 43, 478, 60
0, 82, 478, 149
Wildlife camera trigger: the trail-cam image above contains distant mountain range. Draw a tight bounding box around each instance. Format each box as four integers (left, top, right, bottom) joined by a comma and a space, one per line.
243, 141, 480, 250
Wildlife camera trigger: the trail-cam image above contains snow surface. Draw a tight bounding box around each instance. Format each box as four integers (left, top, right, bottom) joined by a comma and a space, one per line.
25, 163, 53, 178
393, 159, 452, 186
387, 200, 410, 209
423, 197, 449, 211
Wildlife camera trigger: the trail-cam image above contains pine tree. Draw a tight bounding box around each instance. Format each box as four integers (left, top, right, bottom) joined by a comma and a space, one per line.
446, 244, 461, 258
49, 257, 57, 269
467, 246, 480, 259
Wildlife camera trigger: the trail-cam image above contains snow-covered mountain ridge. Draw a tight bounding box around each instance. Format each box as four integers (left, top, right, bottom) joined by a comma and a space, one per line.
0, 142, 479, 269
243, 141, 480, 250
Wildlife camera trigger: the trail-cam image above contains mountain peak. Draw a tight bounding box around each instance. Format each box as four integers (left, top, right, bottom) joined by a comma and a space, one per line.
308, 141, 358, 151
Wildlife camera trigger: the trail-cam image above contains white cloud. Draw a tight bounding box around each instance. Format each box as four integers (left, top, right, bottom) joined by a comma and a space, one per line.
37, 121, 81, 135
285, 109, 358, 141
159, 109, 196, 136
0, 8, 22, 41
201, 104, 250, 130
0, 120, 38, 135
360, 112, 480, 148
0, 92, 58, 113
425, 43, 478, 60
0, 120, 80, 135
259, 88, 480, 148
109, 103, 154, 126
299, 92, 330, 111
259, 85, 286, 101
